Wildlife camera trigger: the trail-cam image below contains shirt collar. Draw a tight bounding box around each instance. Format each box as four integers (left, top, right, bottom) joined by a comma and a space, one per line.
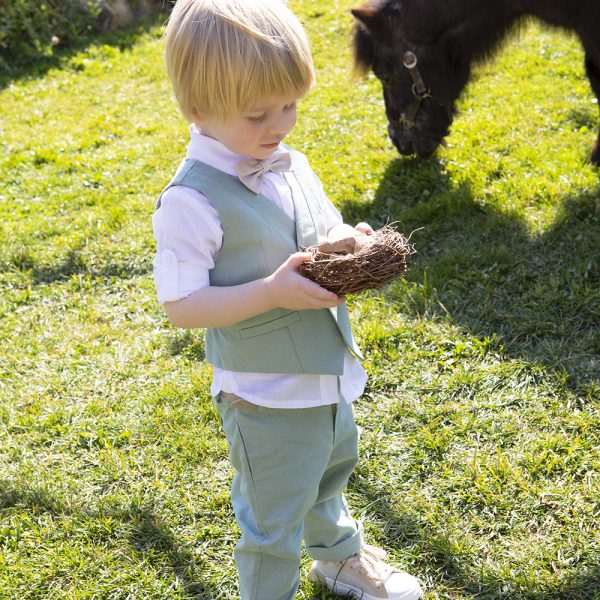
186, 124, 292, 177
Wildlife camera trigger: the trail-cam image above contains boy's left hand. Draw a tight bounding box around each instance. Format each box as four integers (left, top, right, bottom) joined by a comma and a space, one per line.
327, 221, 374, 242
354, 221, 374, 235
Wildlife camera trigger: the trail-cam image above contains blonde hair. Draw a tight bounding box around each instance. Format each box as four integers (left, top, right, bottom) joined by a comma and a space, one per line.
165, 0, 315, 123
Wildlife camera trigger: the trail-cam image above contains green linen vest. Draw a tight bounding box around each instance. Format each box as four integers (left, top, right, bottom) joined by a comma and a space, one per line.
157, 149, 361, 374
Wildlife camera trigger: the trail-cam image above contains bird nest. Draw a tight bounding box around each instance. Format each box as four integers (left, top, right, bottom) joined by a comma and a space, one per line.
298, 225, 415, 295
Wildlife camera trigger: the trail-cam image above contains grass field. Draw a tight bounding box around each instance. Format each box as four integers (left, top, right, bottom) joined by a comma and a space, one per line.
1, 1, 599, 598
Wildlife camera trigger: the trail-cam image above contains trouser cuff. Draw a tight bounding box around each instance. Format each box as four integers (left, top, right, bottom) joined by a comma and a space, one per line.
306, 520, 363, 562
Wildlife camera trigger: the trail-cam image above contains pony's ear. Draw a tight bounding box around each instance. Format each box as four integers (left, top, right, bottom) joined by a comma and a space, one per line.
351, 6, 386, 36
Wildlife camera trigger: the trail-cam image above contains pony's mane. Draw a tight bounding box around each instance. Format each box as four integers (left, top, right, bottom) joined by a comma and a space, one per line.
351, 0, 390, 74
352, 23, 375, 74
351, 0, 525, 73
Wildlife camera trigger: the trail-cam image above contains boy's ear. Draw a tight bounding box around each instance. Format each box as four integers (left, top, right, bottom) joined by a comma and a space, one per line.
190, 109, 205, 124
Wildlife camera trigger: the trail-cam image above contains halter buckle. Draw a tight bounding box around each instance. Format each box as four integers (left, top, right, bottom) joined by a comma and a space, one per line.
402, 51, 418, 69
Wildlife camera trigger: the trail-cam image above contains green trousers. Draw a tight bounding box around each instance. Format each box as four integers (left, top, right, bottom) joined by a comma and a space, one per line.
215, 392, 363, 600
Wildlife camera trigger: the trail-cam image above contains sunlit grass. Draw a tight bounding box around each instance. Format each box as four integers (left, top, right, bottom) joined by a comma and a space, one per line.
0, 3, 599, 599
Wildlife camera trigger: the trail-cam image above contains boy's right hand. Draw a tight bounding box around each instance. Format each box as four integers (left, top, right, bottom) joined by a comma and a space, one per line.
264, 252, 344, 310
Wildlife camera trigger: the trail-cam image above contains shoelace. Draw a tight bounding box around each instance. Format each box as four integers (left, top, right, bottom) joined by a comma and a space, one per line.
333, 544, 392, 592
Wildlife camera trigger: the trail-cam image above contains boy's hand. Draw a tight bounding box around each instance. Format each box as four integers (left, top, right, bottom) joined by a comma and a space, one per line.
354, 221, 374, 235
327, 221, 374, 241
265, 253, 344, 310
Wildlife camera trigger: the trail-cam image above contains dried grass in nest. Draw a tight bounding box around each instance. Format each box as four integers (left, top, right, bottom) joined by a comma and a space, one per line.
298, 225, 416, 295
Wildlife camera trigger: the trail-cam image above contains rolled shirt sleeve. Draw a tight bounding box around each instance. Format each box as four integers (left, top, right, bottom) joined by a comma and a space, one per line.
152, 186, 223, 305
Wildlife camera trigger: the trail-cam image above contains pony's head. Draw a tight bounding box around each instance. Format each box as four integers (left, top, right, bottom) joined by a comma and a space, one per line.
352, 0, 469, 157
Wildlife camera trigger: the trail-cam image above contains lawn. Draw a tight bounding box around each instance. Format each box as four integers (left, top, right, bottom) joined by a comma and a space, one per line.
0, 1, 599, 598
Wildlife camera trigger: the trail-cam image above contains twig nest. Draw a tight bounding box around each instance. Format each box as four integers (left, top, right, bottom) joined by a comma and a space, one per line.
298, 225, 415, 295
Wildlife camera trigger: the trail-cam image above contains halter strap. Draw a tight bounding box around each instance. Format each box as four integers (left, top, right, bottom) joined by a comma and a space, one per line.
398, 50, 451, 130
403, 51, 429, 97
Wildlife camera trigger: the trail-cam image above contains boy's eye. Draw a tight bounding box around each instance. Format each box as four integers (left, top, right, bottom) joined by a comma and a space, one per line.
246, 102, 297, 122
247, 112, 267, 123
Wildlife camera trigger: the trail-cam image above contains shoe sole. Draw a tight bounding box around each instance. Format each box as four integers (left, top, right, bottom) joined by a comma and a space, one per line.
309, 566, 423, 600
309, 568, 382, 600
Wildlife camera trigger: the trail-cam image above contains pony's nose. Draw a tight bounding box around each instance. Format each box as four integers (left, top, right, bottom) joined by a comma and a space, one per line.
394, 139, 416, 155
388, 125, 415, 155
413, 137, 441, 158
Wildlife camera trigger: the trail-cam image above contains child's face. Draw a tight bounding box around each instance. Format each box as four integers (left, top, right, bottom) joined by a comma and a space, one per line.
197, 92, 302, 159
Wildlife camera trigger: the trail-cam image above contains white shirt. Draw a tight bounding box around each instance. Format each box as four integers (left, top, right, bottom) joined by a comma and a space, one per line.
153, 125, 367, 408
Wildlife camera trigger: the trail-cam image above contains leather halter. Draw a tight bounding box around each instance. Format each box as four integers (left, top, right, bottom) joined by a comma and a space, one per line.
398, 51, 449, 130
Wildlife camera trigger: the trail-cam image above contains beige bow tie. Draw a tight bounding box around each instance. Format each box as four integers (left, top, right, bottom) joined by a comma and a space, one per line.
235, 149, 292, 194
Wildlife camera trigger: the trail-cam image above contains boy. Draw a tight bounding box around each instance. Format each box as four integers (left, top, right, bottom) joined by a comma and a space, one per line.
154, 1, 423, 598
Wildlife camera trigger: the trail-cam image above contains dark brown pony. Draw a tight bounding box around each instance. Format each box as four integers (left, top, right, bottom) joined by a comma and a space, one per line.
352, 0, 600, 165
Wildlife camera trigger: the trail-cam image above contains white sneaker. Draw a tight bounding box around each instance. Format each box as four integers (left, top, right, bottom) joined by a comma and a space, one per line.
308, 544, 422, 600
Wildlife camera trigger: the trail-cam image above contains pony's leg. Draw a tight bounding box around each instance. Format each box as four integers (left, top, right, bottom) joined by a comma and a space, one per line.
584, 52, 600, 165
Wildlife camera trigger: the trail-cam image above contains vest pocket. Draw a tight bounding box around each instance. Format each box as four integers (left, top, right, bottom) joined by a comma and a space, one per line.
238, 311, 301, 339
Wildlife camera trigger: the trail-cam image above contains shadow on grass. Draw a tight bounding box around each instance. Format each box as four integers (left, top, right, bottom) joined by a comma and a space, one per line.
342, 156, 600, 390
29, 250, 153, 284
348, 474, 600, 599
2, 477, 597, 599
128, 510, 217, 599
558, 567, 600, 600
4, 235, 153, 285
0, 483, 222, 599
339, 155, 600, 598
0, 12, 167, 91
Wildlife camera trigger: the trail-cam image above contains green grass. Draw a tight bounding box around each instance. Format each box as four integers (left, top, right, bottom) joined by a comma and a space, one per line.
1, 2, 599, 598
